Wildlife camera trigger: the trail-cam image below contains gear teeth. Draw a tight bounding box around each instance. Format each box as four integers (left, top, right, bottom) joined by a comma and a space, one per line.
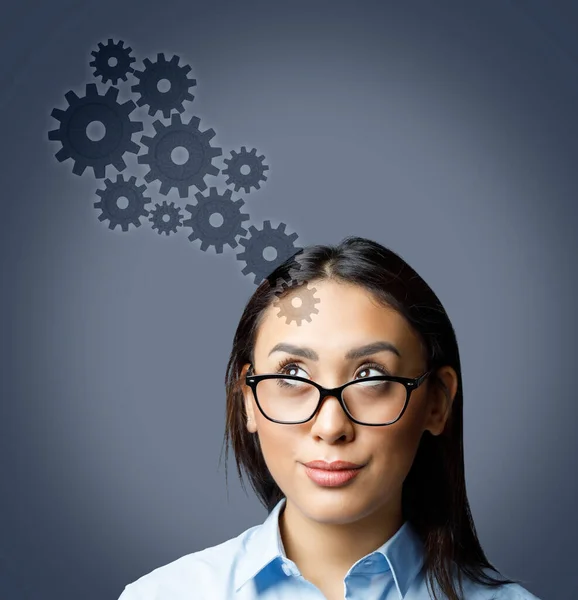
273, 281, 321, 326
236, 221, 301, 285
183, 186, 250, 253
48, 82, 143, 178
223, 146, 269, 194
93, 175, 151, 232
131, 52, 196, 119
64, 90, 78, 104
138, 115, 222, 196
148, 199, 184, 236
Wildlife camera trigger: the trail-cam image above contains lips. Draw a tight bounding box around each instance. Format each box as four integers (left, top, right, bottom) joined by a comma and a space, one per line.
303, 460, 364, 471
304, 464, 363, 487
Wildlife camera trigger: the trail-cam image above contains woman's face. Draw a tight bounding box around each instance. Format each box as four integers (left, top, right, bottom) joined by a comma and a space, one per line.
242, 279, 455, 526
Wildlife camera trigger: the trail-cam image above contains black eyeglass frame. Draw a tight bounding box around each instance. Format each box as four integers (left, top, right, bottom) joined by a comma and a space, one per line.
245, 364, 433, 426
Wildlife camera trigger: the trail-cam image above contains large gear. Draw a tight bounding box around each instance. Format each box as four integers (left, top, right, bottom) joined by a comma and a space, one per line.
148, 200, 183, 236
48, 83, 143, 178
131, 53, 196, 119
236, 220, 302, 285
94, 174, 151, 232
183, 187, 250, 253
222, 146, 269, 194
89, 39, 135, 85
138, 114, 222, 197
273, 280, 321, 326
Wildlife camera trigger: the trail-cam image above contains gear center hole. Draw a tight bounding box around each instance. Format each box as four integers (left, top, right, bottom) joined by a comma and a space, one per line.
240, 164, 251, 175
157, 78, 171, 93
116, 196, 129, 209
162, 214, 170, 222
86, 120, 106, 142
171, 146, 189, 165
107, 56, 118, 67
209, 213, 224, 228
291, 296, 303, 308
262, 246, 277, 261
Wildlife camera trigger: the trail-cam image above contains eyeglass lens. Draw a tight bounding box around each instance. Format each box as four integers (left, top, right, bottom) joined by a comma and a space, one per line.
255, 377, 407, 424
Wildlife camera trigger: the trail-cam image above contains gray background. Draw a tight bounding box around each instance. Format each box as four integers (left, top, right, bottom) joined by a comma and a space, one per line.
0, 0, 576, 598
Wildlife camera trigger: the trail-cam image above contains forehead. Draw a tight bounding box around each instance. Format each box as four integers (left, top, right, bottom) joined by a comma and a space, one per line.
254, 280, 423, 361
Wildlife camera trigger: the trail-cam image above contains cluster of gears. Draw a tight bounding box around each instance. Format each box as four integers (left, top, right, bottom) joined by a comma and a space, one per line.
47, 38, 319, 326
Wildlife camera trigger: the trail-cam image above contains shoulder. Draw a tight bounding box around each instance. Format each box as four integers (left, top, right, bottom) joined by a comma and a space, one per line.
117, 523, 260, 600
470, 582, 542, 600
408, 564, 541, 600
457, 570, 542, 600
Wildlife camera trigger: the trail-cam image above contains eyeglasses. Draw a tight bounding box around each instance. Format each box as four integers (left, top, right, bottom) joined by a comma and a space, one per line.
245, 364, 432, 426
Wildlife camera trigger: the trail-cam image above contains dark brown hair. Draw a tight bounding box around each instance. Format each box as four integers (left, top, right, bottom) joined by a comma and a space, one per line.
219, 236, 523, 600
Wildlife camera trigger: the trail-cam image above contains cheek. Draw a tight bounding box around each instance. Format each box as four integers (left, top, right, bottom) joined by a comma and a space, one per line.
369, 423, 424, 478
256, 426, 296, 481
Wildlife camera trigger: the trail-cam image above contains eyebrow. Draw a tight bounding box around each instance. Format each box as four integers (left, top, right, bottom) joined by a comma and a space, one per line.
267, 341, 402, 360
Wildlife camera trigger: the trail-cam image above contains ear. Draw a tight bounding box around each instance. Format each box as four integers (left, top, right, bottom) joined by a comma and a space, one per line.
241, 363, 258, 433
424, 366, 458, 436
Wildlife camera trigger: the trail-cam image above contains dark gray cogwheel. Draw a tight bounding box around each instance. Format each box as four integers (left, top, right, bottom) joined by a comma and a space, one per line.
236, 220, 302, 285
149, 200, 183, 236
48, 83, 143, 178
131, 53, 196, 119
138, 114, 222, 198
90, 39, 135, 85
222, 146, 269, 194
183, 187, 250, 253
273, 280, 321, 326
265, 249, 305, 290
94, 174, 151, 232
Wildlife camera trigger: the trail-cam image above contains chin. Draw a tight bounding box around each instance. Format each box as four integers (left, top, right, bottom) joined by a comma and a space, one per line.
294, 492, 372, 524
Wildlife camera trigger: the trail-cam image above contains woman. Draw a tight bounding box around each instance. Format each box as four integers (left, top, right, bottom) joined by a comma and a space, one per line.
119, 236, 541, 600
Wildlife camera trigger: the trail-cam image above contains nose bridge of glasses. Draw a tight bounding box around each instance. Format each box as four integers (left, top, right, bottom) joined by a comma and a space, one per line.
314, 383, 352, 417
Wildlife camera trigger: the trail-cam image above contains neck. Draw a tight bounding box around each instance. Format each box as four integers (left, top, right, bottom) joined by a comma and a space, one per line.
278, 495, 404, 579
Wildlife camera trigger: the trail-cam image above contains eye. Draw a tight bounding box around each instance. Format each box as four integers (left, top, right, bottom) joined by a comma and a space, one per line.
276, 360, 307, 378
355, 362, 390, 379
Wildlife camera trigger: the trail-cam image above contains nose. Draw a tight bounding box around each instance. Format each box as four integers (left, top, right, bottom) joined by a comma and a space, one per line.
308, 394, 354, 440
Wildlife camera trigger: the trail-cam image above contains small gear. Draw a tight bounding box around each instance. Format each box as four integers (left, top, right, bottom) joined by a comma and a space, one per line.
131, 53, 196, 119
236, 220, 302, 285
48, 83, 143, 178
273, 280, 321, 326
222, 146, 269, 194
89, 39, 136, 85
138, 114, 222, 197
265, 249, 304, 290
94, 174, 151, 231
183, 187, 250, 253
149, 200, 183, 236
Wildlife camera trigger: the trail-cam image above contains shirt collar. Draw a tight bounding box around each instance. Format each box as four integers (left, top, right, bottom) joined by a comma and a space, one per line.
234, 497, 425, 598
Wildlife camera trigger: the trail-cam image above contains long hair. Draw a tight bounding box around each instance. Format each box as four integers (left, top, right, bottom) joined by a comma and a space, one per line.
219, 235, 522, 600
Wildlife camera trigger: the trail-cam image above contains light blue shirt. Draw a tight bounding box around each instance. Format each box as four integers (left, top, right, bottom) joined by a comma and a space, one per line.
118, 497, 541, 599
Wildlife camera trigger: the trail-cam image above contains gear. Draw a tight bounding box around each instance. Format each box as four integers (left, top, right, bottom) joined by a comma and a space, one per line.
149, 200, 183, 236
94, 174, 151, 231
138, 114, 222, 197
273, 280, 320, 326
48, 83, 143, 178
183, 187, 250, 253
222, 146, 269, 194
236, 220, 302, 285
131, 53, 196, 119
89, 39, 135, 85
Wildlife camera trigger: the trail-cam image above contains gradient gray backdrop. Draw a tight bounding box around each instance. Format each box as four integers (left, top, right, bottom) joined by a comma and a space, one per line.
1, 1, 576, 598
